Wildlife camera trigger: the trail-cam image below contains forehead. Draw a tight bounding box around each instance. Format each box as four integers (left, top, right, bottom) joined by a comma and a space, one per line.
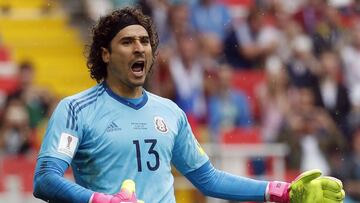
115, 24, 149, 38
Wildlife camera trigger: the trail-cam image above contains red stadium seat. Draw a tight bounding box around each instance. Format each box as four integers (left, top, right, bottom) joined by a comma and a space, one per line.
218, 0, 253, 7
0, 155, 36, 193
221, 127, 261, 144
0, 154, 75, 194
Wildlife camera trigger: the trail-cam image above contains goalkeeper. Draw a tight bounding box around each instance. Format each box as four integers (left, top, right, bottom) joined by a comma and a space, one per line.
33, 7, 345, 203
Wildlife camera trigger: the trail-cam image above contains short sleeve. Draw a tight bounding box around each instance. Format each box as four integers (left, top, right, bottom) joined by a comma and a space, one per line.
171, 110, 209, 175
38, 99, 84, 164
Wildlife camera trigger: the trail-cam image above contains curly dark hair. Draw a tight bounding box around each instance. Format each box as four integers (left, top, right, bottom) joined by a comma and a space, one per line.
86, 7, 159, 83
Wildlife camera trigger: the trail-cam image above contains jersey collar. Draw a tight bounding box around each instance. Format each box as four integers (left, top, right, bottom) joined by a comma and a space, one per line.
102, 82, 148, 110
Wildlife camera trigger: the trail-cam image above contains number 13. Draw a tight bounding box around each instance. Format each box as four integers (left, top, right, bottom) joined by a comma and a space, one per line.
133, 139, 160, 172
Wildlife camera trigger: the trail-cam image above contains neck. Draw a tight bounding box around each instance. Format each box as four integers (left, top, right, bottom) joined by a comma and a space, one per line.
105, 79, 143, 98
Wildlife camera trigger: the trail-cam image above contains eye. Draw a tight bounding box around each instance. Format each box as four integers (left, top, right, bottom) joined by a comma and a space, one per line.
121, 39, 132, 45
140, 38, 150, 45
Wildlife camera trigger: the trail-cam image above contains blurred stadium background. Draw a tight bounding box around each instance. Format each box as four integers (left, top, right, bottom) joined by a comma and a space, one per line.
0, 0, 359, 202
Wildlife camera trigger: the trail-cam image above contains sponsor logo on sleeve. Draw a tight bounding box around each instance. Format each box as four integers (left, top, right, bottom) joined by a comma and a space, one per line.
57, 133, 78, 158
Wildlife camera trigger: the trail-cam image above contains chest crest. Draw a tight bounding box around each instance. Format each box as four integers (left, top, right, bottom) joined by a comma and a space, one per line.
154, 116, 168, 133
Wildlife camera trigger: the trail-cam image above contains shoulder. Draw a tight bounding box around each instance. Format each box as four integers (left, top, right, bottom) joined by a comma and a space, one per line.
146, 91, 179, 108
65, 84, 104, 101
64, 84, 104, 103
56, 84, 105, 113
146, 91, 185, 116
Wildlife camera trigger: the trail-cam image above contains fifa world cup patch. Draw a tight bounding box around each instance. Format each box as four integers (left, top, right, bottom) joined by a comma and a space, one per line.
154, 116, 168, 133
57, 133, 78, 158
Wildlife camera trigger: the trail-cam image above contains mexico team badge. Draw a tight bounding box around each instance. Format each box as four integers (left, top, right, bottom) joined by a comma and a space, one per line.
154, 116, 168, 133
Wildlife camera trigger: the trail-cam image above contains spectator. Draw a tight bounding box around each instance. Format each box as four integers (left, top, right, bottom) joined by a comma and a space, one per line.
256, 56, 291, 142
286, 34, 320, 88
207, 64, 253, 142
167, 33, 207, 121
314, 50, 351, 136
147, 3, 192, 97
190, 0, 232, 41
8, 61, 54, 129
144, 0, 171, 43
224, 7, 275, 69
278, 87, 346, 174
0, 97, 32, 154
198, 32, 225, 71
340, 25, 360, 104
163, 3, 192, 45
311, 5, 345, 56
257, 3, 294, 64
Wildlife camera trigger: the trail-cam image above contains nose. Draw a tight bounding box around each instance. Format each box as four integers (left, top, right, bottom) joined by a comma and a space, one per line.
133, 40, 145, 54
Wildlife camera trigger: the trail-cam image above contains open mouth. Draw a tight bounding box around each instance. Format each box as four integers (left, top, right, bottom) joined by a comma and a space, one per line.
131, 61, 145, 73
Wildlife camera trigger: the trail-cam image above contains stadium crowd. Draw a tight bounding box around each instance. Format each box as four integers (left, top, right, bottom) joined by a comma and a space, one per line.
0, 0, 360, 202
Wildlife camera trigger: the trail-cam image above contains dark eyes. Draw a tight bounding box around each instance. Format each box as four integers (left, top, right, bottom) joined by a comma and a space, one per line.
122, 40, 131, 45
121, 38, 150, 45
140, 38, 150, 44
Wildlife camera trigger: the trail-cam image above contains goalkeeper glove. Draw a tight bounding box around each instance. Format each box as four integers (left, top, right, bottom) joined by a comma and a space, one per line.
267, 169, 345, 203
91, 179, 144, 203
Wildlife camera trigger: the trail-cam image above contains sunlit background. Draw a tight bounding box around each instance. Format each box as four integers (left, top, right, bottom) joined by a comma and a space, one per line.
0, 0, 359, 202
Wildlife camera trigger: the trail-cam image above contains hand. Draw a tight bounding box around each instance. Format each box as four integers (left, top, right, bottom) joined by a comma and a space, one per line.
268, 169, 345, 203
289, 169, 345, 203
91, 179, 144, 203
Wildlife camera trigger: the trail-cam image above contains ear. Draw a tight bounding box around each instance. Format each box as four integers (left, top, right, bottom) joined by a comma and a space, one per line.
101, 47, 110, 63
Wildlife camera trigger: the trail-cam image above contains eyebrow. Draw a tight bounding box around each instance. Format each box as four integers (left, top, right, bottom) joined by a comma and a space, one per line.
119, 36, 150, 41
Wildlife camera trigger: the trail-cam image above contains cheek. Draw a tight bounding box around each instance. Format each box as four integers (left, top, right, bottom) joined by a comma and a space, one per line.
146, 52, 154, 67
110, 51, 128, 65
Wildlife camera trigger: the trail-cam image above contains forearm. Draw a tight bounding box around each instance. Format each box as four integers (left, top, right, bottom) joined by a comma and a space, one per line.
33, 157, 93, 203
185, 161, 268, 202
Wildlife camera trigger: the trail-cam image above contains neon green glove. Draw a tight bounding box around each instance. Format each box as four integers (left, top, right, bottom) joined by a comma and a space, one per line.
289, 169, 345, 203
267, 169, 345, 203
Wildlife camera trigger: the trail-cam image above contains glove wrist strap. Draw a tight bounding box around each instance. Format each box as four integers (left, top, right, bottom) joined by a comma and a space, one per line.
91, 192, 113, 203
267, 181, 290, 203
